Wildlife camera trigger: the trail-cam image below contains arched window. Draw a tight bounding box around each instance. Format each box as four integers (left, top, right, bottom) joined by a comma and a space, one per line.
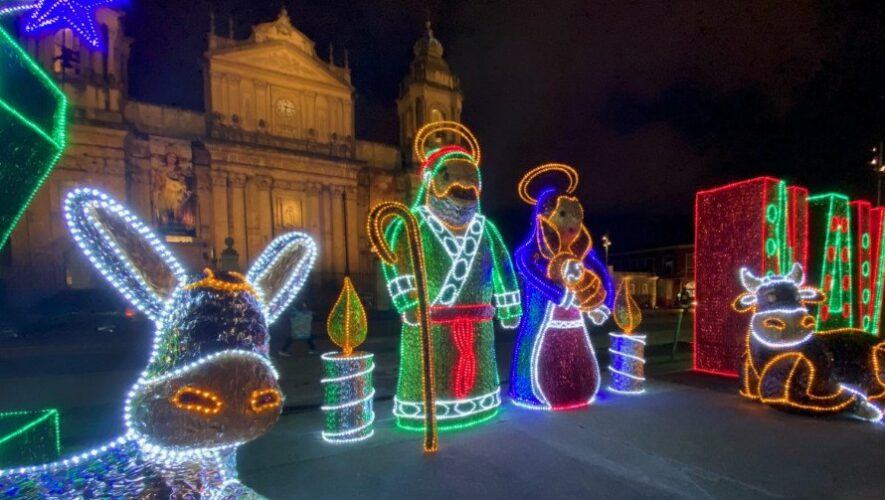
428, 108, 446, 145
53, 29, 80, 74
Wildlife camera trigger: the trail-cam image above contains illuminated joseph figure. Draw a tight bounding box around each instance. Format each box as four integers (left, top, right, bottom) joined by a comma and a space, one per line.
509, 163, 613, 410
379, 121, 522, 430
0, 188, 317, 498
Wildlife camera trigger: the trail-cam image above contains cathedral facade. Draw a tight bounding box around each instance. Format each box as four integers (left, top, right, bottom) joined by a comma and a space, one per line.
0, 9, 463, 309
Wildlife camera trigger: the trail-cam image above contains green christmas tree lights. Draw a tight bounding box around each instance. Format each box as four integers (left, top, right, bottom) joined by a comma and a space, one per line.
0, 25, 67, 249
0, 409, 61, 468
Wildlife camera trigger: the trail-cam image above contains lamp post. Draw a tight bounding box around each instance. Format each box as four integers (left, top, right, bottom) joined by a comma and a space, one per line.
602, 234, 612, 267
873, 141, 885, 206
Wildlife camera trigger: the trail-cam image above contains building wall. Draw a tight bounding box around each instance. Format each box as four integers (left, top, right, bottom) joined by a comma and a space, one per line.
0, 10, 401, 309
610, 244, 694, 308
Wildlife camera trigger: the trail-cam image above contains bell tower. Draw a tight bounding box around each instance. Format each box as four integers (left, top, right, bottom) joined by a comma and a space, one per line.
396, 21, 463, 164
18, 7, 130, 122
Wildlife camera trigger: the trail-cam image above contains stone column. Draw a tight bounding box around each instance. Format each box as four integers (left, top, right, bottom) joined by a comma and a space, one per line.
210, 170, 229, 258
125, 162, 151, 224
230, 173, 247, 263
288, 180, 305, 232
210, 72, 222, 113
321, 186, 334, 273
255, 175, 273, 249
195, 170, 212, 242
305, 182, 323, 270
330, 185, 346, 275
254, 80, 268, 131
304, 91, 316, 136
124, 135, 152, 219
228, 75, 241, 121
345, 185, 359, 276
245, 178, 262, 260
219, 74, 229, 118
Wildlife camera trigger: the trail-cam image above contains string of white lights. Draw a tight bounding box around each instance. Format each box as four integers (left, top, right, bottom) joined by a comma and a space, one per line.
394, 388, 501, 420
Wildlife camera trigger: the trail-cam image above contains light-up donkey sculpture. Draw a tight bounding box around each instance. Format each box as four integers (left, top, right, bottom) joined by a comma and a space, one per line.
0, 188, 317, 498
735, 263, 885, 422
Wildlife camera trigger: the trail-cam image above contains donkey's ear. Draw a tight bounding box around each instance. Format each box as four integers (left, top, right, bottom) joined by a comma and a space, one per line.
64, 188, 187, 322
247, 231, 318, 325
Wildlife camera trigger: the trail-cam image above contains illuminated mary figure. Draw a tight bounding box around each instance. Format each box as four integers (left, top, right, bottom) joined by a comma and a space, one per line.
509, 164, 614, 411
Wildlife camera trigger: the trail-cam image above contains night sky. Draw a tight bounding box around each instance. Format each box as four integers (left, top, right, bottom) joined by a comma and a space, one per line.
126, 1, 884, 251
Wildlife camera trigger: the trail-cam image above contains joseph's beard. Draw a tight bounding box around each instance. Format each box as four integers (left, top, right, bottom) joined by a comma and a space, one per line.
428, 193, 477, 227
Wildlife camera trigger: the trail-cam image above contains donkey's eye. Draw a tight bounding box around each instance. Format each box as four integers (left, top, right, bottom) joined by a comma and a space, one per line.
763, 318, 786, 330
171, 386, 223, 416
250, 388, 282, 413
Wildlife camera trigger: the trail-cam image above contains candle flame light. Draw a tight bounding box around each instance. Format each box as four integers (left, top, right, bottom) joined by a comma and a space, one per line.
614, 278, 642, 334
326, 277, 368, 356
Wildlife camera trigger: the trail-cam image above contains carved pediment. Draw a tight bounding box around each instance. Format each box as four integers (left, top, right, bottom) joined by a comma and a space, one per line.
209, 8, 351, 91
213, 44, 349, 91
252, 8, 315, 55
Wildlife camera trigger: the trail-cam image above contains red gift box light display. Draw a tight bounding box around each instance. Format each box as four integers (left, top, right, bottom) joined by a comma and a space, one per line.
694, 177, 885, 376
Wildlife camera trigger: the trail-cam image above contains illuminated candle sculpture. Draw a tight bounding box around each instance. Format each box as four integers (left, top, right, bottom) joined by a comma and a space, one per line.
608, 278, 646, 394
321, 277, 375, 443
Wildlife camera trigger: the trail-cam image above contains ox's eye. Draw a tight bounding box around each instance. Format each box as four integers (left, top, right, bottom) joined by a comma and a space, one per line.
765, 292, 778, 304
171, 386, 223, 416
250, 388, 282, 413
763, 318, 786, 330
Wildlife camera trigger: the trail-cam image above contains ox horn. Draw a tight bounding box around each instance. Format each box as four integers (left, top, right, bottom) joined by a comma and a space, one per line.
785, 262, 804, 286
739, 267, 764, 293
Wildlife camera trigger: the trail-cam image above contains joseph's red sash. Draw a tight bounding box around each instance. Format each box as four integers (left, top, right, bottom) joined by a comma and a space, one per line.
430, 304, 495, 399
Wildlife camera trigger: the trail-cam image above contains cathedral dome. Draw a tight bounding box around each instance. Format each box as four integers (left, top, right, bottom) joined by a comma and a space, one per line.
413, 21, 444, 59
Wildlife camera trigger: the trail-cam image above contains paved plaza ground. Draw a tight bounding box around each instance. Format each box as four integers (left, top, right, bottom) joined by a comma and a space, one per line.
241, 376, 885, 499
2, 310, 884, 498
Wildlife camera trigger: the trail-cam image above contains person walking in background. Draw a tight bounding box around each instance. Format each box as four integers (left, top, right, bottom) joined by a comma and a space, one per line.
279, 300, 316, 356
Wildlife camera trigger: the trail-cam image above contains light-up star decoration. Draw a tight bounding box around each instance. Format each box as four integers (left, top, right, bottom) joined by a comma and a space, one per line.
0, 0, 120, 49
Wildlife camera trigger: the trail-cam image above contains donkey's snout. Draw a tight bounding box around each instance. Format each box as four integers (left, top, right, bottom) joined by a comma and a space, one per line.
250, 388, 283, 413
